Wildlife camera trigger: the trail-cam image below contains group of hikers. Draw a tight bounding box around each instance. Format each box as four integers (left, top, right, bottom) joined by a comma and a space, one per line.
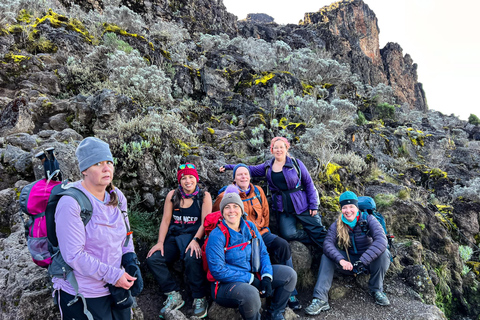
52, 136, 391, 320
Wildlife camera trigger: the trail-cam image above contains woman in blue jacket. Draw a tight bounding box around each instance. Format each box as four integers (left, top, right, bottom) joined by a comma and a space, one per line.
206, 187, 297, 320
305, 191, 391, 315
220, 136, 326, 247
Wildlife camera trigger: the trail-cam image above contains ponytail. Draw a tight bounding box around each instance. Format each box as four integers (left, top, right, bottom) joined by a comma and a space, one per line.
106, 182, 119, 207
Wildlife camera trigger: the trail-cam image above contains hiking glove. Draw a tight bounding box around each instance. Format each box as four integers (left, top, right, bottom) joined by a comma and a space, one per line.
121, 252, 144, 297
353, 261, 366, 275
251, 276, 261, 290
260, 277, 273, 298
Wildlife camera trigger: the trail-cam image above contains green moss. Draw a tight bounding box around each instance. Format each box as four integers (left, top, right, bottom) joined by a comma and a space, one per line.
174, 139, 191, 156
254, 72, 275, 85
4, 53, 30, 63
365, 154, 375, 164
7, 24, 23, 33
207, 127, 214, 134
301, 82, 313, 95
319, 163, 344, 193
428, 168, 448, 179
103, 23, 158, 54
16, 9, 32, 23
320, 195, 340, 212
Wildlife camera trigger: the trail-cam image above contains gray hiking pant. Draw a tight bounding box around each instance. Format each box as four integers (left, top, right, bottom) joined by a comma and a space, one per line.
313, 250, 391, 301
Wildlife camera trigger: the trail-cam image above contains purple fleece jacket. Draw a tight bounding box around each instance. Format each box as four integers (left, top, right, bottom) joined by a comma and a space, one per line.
52, 181, 135, 298
225, 156, 318, 214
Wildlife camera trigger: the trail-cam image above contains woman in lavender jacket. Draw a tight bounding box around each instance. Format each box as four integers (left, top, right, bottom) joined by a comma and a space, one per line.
54, 137, 139, 320
220, 136, 326, 248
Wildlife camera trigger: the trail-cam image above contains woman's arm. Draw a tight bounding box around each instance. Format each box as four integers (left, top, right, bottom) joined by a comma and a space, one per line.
359, 215, 388, 265
56, 197, 124, 285
297, 159, 319, 214
252, 222, 273, 279
322, 222, 345, 264
147, 190, 175, 258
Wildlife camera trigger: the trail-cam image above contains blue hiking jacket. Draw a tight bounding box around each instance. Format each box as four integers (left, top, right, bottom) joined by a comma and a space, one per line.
206, 219, 273, 283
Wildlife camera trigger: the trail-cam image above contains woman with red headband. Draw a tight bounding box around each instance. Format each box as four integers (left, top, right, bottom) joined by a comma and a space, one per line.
220, 137, 326, 248
147, 163, 212, 318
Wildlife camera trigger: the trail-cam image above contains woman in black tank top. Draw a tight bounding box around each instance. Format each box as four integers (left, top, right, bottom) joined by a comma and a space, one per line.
146, 163, 212, 318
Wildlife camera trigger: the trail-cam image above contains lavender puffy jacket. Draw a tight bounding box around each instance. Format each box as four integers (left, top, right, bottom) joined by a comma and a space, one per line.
225, 156, 318, 214
323, 214, 387, 266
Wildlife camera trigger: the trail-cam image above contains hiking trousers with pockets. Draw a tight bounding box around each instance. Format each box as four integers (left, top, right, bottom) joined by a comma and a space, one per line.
212, 265, 297, 320
57, 290, 131, 320
313, 249, 391, 301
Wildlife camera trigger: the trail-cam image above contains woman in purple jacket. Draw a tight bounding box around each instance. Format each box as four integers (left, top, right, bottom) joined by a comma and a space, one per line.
54, 137, 140, 320
305, 191, 391, 315
220, 136, 326, 248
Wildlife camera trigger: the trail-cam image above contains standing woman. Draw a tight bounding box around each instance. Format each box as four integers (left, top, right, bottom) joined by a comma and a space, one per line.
54, 137, 141, 320
206, 187, 297, 320
147, 163, 212, 318
220, 137, 326, 247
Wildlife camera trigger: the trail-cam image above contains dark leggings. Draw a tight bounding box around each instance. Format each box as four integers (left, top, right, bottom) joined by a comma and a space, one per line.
57, 290, 131, 320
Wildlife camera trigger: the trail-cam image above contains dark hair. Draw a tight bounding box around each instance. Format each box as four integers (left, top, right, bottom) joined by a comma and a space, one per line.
172, 181, 207, 209
106, 182, 119, 207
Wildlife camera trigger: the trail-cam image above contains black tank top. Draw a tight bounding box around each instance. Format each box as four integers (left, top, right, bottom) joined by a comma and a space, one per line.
169, 196, 202, 235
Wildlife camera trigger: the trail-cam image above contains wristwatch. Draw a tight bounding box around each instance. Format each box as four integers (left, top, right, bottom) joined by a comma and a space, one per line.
193, 237, 200, 243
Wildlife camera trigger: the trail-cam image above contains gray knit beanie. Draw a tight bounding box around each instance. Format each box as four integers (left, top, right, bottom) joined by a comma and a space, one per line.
76, 137, 113, 172
220, 185, 244, 215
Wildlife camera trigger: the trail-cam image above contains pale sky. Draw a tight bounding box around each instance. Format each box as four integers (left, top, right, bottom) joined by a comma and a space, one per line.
223, 0, 480, 121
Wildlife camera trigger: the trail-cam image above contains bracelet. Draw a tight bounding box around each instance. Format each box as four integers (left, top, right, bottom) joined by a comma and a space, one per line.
193, 237, 200, 243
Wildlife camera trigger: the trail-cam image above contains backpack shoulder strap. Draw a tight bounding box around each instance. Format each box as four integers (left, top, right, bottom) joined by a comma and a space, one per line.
218, 222, 230, 248
290, 157, 302, 188
58, 187, 93, 225
253, 185, 262, 206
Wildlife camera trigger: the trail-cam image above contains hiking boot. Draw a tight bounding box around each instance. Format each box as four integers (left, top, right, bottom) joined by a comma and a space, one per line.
288, 295, 301, 310
305, 298, 330, 315
193, 297, 208, 318
159, 291, 184, 318
371, 291, 390, 306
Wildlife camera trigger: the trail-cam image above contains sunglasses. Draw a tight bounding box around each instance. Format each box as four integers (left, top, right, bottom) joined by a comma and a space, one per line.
179, 163, 196, 170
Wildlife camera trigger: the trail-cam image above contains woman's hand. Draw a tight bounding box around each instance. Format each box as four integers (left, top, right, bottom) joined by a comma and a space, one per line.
219, 166, 225, 173
115, 272, 136, 290
339, 259, 353, 271
309, 209, 318, 216
147, 242, 164, 258
186, 239, 201, 258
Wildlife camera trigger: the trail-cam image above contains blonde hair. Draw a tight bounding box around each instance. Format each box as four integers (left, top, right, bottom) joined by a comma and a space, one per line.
336, 212, 351, 249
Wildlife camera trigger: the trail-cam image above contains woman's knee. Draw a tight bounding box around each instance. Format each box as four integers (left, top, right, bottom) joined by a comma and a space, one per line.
146, 250, 166, 267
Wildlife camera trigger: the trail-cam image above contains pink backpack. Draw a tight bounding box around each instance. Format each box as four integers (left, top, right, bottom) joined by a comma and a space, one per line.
19, 179, 93, 267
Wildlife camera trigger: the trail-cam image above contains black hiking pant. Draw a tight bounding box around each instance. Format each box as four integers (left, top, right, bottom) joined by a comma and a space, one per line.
146, 234, 206, 298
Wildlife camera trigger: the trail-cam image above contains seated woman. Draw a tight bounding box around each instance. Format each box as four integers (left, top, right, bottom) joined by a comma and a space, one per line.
219, 137, 326, 248
206, 186, 297, 320
213, 164, 301, 310
305, 191, 391, 315
146, 163, 212, 318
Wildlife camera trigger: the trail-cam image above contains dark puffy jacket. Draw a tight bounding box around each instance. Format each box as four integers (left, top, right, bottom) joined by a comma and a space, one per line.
323, 214, 387, 266
206, 219, 273, 284
225, 157, 318, 214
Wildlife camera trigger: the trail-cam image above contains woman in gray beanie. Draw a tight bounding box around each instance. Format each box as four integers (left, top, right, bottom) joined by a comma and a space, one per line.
205, 186, 297, 320
53, 137, 141, 320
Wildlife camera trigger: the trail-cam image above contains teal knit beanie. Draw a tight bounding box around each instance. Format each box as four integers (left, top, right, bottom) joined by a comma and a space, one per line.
339, 191, 358, 208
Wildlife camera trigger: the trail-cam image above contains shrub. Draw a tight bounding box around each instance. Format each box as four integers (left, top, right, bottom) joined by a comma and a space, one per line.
332, 151, 368, 175
128, 191, 161, 243
357, 111, 367, 125
453, 177, 480, 202
103, 32, 133, 53
468, 114, 480, 126
375, 102, 396, 120
374, 193, 396, 209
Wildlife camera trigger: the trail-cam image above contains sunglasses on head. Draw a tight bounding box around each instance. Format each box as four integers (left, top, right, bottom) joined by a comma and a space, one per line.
179, 163, 195, 170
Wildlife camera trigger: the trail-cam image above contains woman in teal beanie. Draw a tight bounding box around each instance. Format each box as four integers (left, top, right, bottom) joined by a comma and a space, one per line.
305, 191, 391, 315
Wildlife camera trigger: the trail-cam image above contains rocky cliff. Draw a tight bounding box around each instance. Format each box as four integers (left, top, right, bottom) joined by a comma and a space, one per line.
0, 0, 479, 319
